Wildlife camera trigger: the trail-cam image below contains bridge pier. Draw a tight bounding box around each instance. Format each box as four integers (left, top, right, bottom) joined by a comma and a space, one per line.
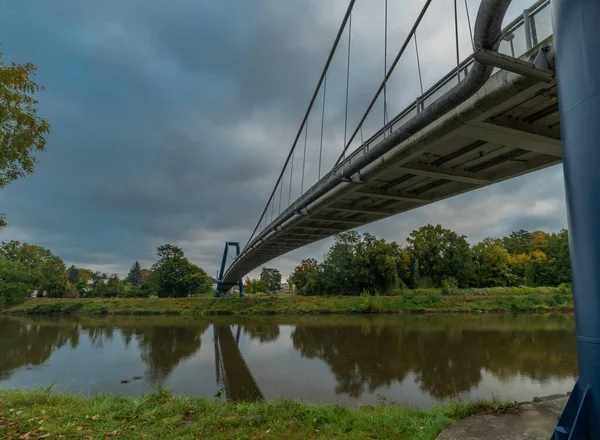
554, 0, 600, 438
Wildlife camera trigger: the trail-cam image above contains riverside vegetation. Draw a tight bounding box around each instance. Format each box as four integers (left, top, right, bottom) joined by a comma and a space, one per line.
1, 225, 571, 311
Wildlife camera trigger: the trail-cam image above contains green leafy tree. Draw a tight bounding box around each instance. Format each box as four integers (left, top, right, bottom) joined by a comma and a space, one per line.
546, 229, 571, 285
407, 224, 474, 288
245, 277, 267, 294
260, 267, 282, 292
0, 54, 51, 229
502, 229, 533, 255
0, 254, 30, 307
152, 244, 211, 298
127, 261, 142, 287
38, 255, 69, 298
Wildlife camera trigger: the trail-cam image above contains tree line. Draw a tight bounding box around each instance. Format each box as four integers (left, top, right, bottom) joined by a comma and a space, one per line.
288, 225, 571, 296
0, 242, 212, 308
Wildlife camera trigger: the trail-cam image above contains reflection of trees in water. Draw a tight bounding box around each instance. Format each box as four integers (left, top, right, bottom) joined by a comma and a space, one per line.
135, 324, 209, 381
292, 317, 577, 399
0, 317, 209, 384
0, 318, 80, 380
241, 322, 279, 343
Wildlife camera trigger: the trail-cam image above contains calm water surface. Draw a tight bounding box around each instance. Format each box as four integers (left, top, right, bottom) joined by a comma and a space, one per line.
0, 314, 577, 407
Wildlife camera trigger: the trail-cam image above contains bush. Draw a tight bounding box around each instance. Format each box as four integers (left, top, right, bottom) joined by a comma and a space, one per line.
441, 277, 459, 295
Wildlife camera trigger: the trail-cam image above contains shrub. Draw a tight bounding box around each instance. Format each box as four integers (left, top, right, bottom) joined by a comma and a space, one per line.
441, 277, 459, 295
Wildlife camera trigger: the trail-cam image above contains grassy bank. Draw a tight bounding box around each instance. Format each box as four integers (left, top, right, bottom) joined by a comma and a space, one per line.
2, 287, 573, 316
0, 389, 517, 440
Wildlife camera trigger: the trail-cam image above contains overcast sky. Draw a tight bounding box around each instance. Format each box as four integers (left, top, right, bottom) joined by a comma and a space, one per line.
0, 0, 565, 279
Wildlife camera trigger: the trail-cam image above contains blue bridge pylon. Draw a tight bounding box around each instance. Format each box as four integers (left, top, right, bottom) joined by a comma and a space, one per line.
215, 242, 244, 298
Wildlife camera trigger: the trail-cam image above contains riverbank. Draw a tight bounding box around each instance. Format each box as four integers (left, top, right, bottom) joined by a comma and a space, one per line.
2, 287, 573, 315
0, 389, 518, 440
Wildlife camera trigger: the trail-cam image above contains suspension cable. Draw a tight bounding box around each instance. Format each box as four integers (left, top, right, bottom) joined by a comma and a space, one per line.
454, 0, 461, 82
245, 0, 356, 247
300, 120, 308, 194
384, 0, 388, 127
342, 12, 352, 160
334, 0, 434, 166
415, 32, 424, 95
278, 179, 283, 215
288, 149, 294, 206
318, 75, 327, 180
464, 0, 474, 49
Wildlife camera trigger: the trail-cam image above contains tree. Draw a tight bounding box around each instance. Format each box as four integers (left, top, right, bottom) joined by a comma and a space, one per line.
152, 244, 211, 298
289, 258, 318, 292
472, 238, 513, 287
0, 254, 30, 307
546, 229, 571, 285
67, 265, 80, 284
38, 256, 69, 298
245, 277, 267, 294
407, 224, 475, 288
0, 55, 51, 229
260, 267, 282, 292
127, 261, 142, 287
502, 229, 533, 255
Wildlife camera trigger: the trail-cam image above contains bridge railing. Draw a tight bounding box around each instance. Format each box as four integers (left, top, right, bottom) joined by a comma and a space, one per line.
242, 0, 553, 262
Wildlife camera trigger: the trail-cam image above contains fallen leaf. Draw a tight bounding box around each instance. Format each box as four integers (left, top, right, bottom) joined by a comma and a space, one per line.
19, 432, 32, 439
16, 411, 23, 415
77, 426, 84, 431
106, 430, 118, 436
92, 414, 100, 421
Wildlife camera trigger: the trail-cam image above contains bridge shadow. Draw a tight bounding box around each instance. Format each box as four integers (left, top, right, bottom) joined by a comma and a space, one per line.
213, 323, 263, 401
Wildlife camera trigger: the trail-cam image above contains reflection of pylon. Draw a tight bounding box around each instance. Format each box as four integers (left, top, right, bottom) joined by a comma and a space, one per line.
212, 324, 263, 402
215, 242, 244, 297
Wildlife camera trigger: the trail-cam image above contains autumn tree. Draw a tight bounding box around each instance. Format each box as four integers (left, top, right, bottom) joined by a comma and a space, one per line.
289, 258, 318, 292
472, 238, 513, 287
0, 54, 51, 228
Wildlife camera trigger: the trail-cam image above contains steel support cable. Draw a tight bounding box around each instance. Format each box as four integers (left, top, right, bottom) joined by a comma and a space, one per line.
384, 0, 389, 127
300, 120, 308, 194
233, 0, 512, 268
342, 12, 353, 160
288, 149, 294, 206
334, 0, 434, 166
245, 0, 357, 247
454, 0, 461, 82
318, 75, 327, 180
464, 0, 474, 49
278, 178, 283, 215
414, 32, 424, 95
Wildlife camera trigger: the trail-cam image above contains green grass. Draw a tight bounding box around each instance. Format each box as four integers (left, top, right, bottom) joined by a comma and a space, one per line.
2, 287, 573, 316
0, 389, 518, 440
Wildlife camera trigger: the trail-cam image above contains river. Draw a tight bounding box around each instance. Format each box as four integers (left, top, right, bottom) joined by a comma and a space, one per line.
0, 313, 577, 406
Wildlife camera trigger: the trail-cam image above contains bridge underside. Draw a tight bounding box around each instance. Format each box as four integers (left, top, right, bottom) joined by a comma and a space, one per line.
222, 40, 560, 289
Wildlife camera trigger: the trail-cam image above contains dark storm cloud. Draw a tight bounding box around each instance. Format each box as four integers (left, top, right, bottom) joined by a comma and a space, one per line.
0, 0, 564, 277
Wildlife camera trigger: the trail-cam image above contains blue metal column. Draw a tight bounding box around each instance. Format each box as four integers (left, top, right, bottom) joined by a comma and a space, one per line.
554, 0, 600, 438
215, 242, 244, 298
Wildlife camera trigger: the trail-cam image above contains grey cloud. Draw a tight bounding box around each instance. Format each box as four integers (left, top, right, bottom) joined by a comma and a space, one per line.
0, 0, 565, 278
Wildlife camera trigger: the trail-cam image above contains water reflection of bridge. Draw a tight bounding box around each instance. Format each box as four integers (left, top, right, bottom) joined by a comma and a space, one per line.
213, 324, 263, 401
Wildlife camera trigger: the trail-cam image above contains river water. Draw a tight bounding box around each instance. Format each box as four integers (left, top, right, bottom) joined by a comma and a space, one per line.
0, 314, 577, 406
